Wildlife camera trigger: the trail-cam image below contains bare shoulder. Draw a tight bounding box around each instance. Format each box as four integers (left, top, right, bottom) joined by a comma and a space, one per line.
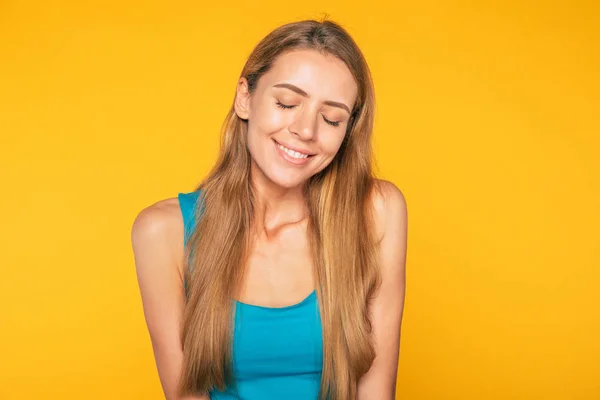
132, 197, 181, 234
131, 197, 184, 273
370, 179, 408, 244
357, 179, 408, 396
131, 197, 182, 245
130, 197, 192, 400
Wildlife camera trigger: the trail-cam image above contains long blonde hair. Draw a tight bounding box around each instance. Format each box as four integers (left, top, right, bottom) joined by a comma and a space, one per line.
179, 18, 382, 400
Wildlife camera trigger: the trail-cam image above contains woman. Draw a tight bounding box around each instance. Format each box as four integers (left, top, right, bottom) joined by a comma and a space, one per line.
132, 19, 408, 400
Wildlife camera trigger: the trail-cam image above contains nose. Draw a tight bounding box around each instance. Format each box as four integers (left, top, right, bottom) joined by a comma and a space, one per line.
288, 105, 317, 141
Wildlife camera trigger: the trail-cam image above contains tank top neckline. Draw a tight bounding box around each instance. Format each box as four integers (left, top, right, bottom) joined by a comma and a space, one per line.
234, 289, 317, 311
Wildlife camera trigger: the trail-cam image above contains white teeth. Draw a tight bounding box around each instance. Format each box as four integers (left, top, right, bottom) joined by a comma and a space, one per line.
277, 143, 309, 159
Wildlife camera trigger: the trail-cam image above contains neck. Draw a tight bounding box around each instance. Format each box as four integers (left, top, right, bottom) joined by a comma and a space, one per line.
250, 161, 309, 237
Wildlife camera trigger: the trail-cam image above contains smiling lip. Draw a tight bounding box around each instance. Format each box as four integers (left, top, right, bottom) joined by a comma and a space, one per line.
273, 140, 314, 165
273, 140, 315, 156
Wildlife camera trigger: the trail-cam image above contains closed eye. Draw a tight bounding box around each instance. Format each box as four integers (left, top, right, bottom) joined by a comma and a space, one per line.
276, 101, 341, 127
323, 117, 340, 127
276, 101, 295, 109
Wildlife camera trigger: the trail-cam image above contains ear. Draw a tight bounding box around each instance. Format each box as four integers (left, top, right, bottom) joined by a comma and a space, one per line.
234, 77, 251, 120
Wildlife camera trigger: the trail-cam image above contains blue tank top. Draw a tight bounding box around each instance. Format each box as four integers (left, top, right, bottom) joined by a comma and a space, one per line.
178, 191, 324, 399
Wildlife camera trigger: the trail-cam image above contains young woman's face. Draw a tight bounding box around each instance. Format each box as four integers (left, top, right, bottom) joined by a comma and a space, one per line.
236, 49, 358, 190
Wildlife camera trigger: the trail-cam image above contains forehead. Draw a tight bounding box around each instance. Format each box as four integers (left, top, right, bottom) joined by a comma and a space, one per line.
259, 49, 358, 107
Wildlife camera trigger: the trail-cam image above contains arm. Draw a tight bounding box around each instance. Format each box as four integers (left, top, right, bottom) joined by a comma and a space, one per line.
358, 180, 408, 400
131, 198, 209, 400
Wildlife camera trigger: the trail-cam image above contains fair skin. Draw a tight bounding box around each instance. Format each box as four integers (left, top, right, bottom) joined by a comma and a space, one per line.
132, 49, 407, 400
232, 49, 358, 304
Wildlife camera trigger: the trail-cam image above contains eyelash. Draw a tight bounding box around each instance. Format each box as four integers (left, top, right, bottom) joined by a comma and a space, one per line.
276, 101, 340, 127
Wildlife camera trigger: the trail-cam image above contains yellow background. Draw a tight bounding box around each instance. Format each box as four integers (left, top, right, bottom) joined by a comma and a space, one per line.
1, 0, 598, 399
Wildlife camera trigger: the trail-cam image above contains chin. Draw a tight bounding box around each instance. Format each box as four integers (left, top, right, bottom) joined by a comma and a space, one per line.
268, 171, 307, 190
272, 177, 305, 190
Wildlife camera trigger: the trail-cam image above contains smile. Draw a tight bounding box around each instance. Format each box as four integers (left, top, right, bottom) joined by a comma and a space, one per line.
273, 140, 315, 166
277, 143, 310, 158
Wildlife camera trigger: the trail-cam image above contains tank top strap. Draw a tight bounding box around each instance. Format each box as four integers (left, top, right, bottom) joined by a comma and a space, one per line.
177, 190, 203, 295
177, 190, 202, 246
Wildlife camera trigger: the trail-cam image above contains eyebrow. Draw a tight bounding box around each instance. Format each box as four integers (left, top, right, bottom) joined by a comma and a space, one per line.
272, 83, 351, 114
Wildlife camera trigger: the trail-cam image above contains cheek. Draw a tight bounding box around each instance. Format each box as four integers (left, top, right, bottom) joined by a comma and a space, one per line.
321, 134, 346, 157
249, 101, 286, 134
